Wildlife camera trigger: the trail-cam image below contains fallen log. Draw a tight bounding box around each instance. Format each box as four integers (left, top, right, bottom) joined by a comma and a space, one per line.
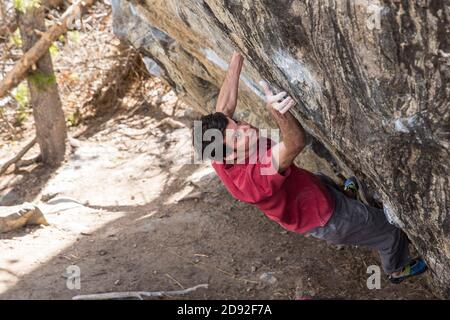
0, 202, 48, 233
0, 0, 95, 98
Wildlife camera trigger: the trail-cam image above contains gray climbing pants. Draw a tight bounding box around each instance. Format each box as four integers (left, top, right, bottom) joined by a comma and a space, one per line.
307, 174, 411, 274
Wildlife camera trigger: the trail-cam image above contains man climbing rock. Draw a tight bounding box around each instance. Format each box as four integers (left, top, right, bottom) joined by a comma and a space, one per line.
193, 51, 427, 284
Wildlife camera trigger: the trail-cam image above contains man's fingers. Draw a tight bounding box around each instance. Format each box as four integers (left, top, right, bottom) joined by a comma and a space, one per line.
268, 91, 287, 104
259, 82, 295, 112
273, 91, 287, 101
278, 99, 296, 114
274, 96, 292, 110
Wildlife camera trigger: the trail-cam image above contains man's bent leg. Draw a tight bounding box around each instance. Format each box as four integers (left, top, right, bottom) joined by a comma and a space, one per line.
308, 182, 411, 275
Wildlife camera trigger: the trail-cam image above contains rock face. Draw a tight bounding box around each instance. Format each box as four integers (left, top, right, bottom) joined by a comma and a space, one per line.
111, 0, 449, 297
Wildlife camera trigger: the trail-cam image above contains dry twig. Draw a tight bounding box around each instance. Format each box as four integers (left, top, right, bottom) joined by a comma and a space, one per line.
0, 137, 37, 175
72, 283, 208, 300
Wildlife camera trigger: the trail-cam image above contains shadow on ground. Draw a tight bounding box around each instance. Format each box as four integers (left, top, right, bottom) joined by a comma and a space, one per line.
0, 164, 436, 300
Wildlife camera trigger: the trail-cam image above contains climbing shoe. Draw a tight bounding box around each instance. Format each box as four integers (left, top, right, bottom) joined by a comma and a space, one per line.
343, 176, 359, 199
388, 258, 428, 284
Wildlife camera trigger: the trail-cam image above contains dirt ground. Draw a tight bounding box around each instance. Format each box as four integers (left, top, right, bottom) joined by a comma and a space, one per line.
0, 3, 436, 300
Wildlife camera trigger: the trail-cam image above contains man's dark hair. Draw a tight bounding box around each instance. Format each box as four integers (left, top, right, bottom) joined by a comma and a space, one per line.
193, 112, 230, 160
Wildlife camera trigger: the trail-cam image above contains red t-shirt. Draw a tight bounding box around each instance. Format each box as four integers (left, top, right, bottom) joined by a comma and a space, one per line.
211, 140, 335, 234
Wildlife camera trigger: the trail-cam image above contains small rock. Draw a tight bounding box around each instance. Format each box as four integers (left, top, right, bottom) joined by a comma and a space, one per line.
99, 250, 108, 256
114, 279, 121, 285
41, 193, 58, 202
259, 272, 277, 285
334, 245, 345, 251
275, 256, 283, 262
251, 266, 257, 273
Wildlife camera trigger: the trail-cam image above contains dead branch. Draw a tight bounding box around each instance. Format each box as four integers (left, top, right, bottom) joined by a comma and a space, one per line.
0, 137, 37, 175
0, 0, 96, 98
15, 154, 42, 168
156, 118, 185, 129
0, 105, 17, 138
72, 283, 209, 300
177, 191, 204, 202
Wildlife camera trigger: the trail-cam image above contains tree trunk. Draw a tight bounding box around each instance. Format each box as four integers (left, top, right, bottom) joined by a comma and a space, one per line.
17, 4, 67, 166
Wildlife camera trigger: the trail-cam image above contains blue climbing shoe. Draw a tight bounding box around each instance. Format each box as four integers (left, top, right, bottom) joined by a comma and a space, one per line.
388, 258, 428, 284
343, 176, 359, 199
344, 176, 359, 192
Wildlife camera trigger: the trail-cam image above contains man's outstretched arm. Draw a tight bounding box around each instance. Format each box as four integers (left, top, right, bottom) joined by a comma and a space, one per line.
215, 51, 244, 118
261, 82, 306, 173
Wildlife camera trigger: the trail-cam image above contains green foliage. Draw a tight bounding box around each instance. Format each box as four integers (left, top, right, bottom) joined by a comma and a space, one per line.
49, 43, 59, 57
28, 72, 57, 91
10, 29, 22, 47
13, 0, 41, 13
12, 0, 25, 13
67, 109, 81, 127
67, 31, 80, 43
14, 105, 28, 127
12, 82, 29, 109
12, 82, 30, 127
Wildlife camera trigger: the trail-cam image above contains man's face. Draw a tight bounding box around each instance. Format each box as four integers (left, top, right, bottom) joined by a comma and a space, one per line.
223, 117, 259, 162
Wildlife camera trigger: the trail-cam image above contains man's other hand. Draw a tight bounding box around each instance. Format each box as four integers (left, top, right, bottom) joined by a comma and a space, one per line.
260, 81, 296, 115
258, 80, 305, 173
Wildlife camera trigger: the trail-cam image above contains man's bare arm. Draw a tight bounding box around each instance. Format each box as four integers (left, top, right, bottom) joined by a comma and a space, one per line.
215, 51, 244, 117
261, 82, 306, 173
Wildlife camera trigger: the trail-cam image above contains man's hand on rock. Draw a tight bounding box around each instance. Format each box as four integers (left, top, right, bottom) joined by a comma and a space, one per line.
259, 80, 296, 115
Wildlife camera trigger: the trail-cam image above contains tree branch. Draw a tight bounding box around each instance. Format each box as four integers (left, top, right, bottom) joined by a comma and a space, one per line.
0, 137, 37, 175
72, 283, 209, 300
0, 0, 95, 98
